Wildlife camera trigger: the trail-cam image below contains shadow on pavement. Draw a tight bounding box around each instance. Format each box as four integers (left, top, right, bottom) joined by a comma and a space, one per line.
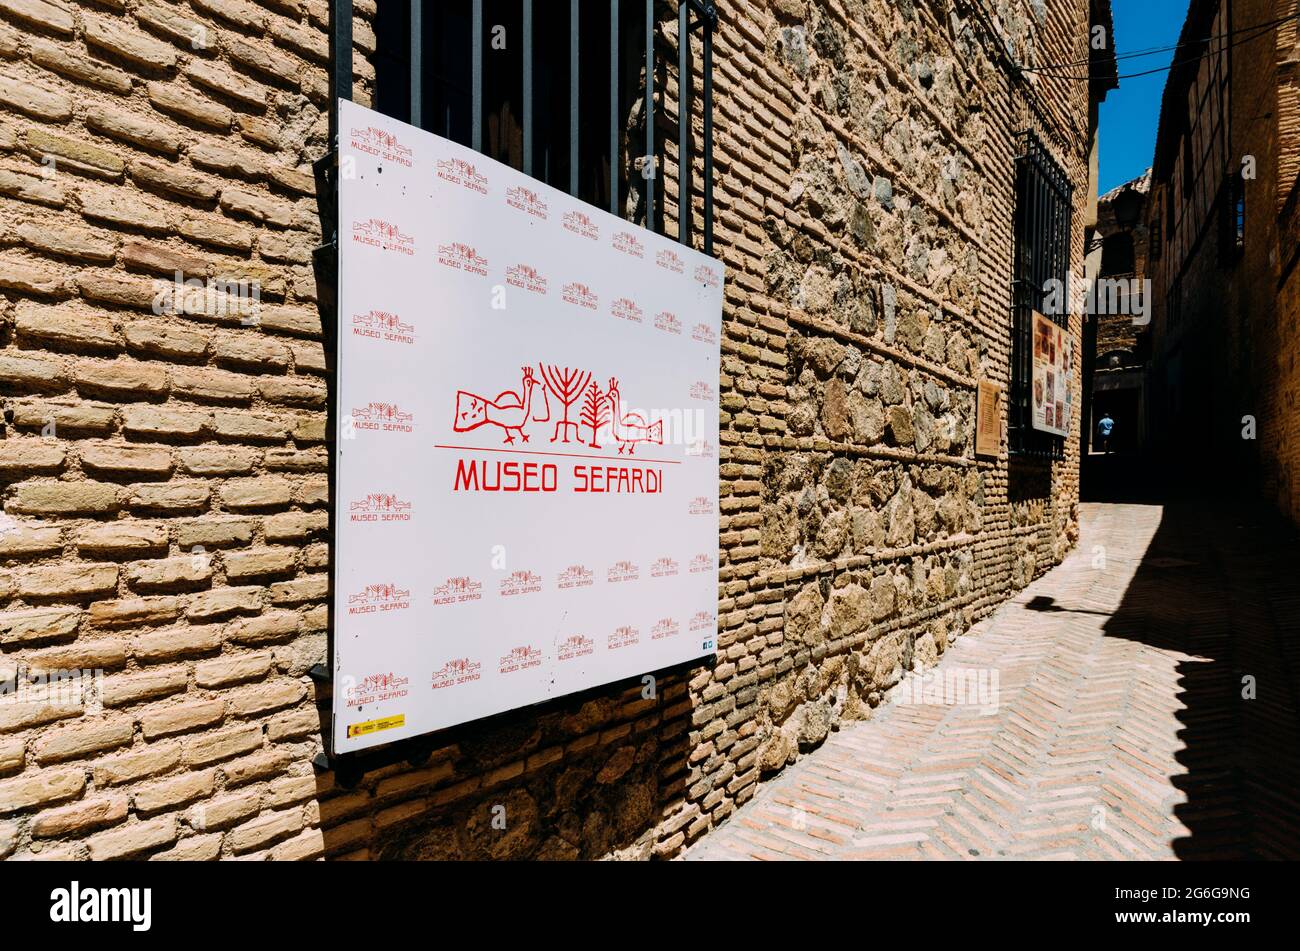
1100, 499, 1300, 859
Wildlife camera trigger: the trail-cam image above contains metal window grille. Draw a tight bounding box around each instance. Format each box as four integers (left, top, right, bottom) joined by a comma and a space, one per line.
1148, 192, 1162, 261
1219, 170, 1245, 263
1235, 182, 1245, 250
333, 0, 715, 255
1010, 132, 1072, 458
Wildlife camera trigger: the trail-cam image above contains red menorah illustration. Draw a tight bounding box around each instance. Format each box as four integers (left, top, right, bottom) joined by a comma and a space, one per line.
539, 365, 592, 444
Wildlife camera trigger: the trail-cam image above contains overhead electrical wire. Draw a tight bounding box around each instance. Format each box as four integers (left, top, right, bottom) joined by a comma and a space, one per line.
1017, 14, 1298, 82
1017, 11, 1300, 75
950, 1, 1295, 144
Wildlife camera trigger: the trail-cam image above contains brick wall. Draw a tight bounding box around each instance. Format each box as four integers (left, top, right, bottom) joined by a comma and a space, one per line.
1251, 1, 1300, 525
1092, 172, 1149, 357
1276, 185, 1300, 524
1146, 0, 1300, 521
0, 0, 1097, 861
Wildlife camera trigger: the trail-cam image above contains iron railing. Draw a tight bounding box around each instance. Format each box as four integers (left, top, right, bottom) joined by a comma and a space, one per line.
329, 0, 716, 255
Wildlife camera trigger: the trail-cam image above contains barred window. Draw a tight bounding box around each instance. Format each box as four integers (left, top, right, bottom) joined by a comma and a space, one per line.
1009, 132, 1072, 458
360, 0, 716, 252
1220, 170, 1245, 263
1149, 190, 1162, 260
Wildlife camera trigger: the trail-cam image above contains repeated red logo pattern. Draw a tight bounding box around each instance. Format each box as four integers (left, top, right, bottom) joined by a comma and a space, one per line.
613, 230, 645, 258
431, 658, 481, 689
690, 610, 716, 632
687, 438, 716, 458
652, 617, 681, 640
562, 282, 598, 310
349, 126, 414, 166
348, 583, 411, 615
352, 218, 414, 255
607, 560, 639, 583
557, 635, 595, 660
694, 263, 720, 288
433, 576, 482, 605
563, 210, 599, 239
352, 401, 413, 433
506, 264, 548, 294
349, 492, 411, 522
436, 157, 489, 193
558, 565, 594, 589
500, 570, 543, 597
352, 309, 415, 345
346, 671, 410, 707
656, 248, 684, 273
650, 557, 679, 578
608, 625, 639, 650
506, 185, 549, 219
437, 241, 489, 275
499, 645, 543, 673
692, 323, 717, 345
654, 311, 682, 336
612, 297, 644, 323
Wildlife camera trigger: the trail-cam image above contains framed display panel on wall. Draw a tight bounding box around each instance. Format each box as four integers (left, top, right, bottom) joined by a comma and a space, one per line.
331, 100, 724, 754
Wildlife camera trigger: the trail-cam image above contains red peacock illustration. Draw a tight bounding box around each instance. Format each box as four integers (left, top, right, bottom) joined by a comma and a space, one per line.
452, 366, 548, 444
606, 378, 663, 454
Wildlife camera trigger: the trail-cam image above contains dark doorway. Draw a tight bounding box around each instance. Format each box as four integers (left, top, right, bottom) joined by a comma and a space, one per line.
1091, 388, 1139, 455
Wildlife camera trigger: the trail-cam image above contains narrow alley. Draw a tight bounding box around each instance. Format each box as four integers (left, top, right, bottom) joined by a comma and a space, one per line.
3, 0, 1300, 895
687, 502, 1300, 861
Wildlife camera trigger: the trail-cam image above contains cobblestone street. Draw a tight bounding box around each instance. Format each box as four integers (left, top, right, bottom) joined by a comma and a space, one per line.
686, 502, 1300, 860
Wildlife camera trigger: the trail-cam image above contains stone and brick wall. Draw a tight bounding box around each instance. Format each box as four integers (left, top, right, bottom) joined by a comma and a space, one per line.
1252, 4, 1300, 526
1091, 169, 1149, 358
1, 0, 1098, 861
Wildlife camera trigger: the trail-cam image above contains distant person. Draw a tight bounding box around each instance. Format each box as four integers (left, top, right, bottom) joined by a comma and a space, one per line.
1096, 412, 1114, 454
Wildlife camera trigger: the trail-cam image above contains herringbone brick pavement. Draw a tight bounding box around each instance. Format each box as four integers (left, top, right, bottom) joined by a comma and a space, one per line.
685, 502, 1300, 860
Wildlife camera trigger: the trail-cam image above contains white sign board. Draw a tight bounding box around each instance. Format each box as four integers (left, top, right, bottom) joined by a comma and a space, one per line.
332, 100, 723, 754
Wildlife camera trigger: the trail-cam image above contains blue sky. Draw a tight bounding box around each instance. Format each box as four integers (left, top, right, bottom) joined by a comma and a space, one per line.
1098, 1, 1190, 194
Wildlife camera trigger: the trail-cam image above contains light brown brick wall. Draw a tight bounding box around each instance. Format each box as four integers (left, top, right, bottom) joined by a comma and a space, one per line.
1092, 174, 1149, 358
1, 0, 1094, 861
